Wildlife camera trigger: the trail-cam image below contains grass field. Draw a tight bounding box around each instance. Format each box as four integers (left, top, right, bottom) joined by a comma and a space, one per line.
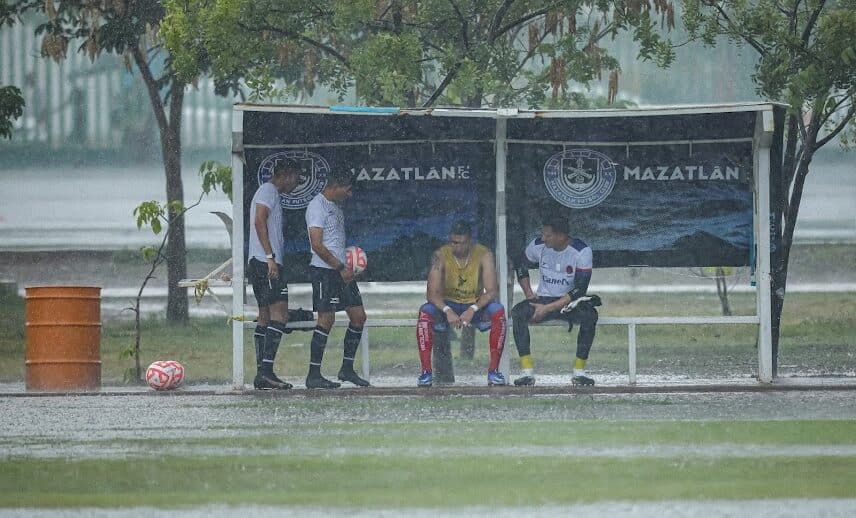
1, 393, 855, 512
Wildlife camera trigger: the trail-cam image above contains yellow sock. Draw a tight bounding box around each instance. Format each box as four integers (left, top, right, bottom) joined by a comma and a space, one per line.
574, 357, 586, 371
520, 354, 534, 371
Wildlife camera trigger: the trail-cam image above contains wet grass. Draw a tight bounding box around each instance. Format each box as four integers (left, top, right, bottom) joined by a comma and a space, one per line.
0, 291, 854, 383
65, 419, 856, 450
2, 392, 855, 508
2, 444, 855, 507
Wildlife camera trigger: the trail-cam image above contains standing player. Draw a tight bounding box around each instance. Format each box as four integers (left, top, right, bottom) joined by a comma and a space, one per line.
304, 170, 370, 389
416, 221, 507, 387
511, 215, 599, 386
248, 160, 300, 390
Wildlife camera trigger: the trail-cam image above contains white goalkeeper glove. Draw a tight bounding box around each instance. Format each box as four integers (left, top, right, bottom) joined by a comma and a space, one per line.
560, 296, 592, 314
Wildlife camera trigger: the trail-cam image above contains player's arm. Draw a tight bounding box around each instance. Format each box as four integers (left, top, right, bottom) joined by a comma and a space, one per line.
254, 203, 278, 278
474, 250, 499, 310
570, 247, 593, 300
458, 250, 499, 326
427, 250, 462, 326
308, 226, 353, 282
515, 241, 540, 300
426, 250, 446, 310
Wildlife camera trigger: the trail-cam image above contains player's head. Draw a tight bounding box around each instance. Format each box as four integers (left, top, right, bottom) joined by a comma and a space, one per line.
541, 215, 571, 250
448, 220, 474, 256
271, 158, 300, 193
323, 170, 354, 201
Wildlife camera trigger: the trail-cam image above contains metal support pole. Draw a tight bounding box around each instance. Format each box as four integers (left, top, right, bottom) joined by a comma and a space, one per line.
231, 109, 245, 390
754, 109, 774, 383
495, 116, 511, 375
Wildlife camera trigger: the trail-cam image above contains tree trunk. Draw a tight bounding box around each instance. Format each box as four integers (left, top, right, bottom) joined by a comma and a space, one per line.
133, 48, 189, 323
714, 267, 731, 316
162, 83, 188, 322
771, 148, 814, 377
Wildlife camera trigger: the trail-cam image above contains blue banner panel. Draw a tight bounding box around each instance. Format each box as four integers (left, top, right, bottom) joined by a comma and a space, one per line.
243, 142, 496, 282
507, 141, 754, 267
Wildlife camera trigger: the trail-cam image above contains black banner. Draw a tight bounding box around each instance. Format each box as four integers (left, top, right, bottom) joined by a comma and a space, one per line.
507, 141, 755, 267
241, 107, 777, 280
243, 142, 496, 282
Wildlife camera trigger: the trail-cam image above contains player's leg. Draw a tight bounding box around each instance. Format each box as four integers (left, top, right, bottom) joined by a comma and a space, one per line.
511, 299, 537, 386
258, 298, 292, 388
570, 304, 598, 386
474, 302, 507, 386
338, 299, 370, 387
254, 306, 270, 372
416, 302, 443, 386
248, 259, 289, 390
305, 267, 341, 389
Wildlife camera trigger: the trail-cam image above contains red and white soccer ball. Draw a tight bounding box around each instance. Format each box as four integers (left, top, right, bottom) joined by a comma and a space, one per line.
146, 360, 185, 391
345, 245, 368, 274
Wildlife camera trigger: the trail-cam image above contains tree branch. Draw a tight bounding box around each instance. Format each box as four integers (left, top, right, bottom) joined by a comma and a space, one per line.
494, 3, 566, 41
800, 0, 826, 46
132, 45, 168, 133
249, 23, 350, 66
703, 0, 768, 56
487, 0, 515, 41
446, 0, 469, 48
423, 61, 463, 107
814, 101, 855, 150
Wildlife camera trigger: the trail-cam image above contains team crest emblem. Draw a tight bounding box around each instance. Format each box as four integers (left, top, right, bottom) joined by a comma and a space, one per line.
543, 149, 616, 209
258, 151, 331, 209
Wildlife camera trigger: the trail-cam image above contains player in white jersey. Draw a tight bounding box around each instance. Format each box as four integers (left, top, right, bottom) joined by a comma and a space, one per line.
304, 170, 370, 389
511, 215, 600, 386
248, 159, 300, 390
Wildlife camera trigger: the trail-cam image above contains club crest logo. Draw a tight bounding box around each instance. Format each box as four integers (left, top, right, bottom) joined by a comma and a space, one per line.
258, 151, 331, 209
543, 149, 616, 209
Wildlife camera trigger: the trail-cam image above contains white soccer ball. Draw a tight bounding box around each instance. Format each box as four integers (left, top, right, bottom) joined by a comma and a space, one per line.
345, 245, 368, 274
145, 360, 185, 391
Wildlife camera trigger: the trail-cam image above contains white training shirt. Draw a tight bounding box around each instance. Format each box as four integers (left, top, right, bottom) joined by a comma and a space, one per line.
248, 182, 284, 266
525, 237, 593, 298
305, 192, 347, 269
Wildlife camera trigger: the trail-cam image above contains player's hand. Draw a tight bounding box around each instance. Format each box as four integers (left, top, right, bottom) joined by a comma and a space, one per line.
529, 302, 549, 323
460, 307, 475, 327
445, 310, 463, 329
340, 268, 356, 283
267, 259, 279, 280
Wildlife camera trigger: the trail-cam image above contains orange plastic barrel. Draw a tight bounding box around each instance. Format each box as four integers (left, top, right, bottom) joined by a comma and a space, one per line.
25, 286, 102, 391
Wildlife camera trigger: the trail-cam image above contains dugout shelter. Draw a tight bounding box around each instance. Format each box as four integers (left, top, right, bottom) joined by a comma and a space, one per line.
229, 102, 785, 389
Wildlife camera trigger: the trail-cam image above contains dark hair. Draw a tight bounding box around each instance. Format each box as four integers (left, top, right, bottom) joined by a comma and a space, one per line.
273, 158, 300, 177
326, 170, 353, 187
542, 215, 569, 235
449, 220, 473, 236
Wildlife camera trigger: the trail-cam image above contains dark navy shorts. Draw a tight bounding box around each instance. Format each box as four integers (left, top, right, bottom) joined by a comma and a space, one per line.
310, 266, 363, 312
248, 258, 289, 306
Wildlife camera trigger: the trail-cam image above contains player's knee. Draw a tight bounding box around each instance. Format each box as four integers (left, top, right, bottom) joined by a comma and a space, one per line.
316, 312, 335, 331
269, 320, 288, 333
511, 300, 531, 321
579, 305, 598, 325
485, 302, 505, 318
350, 311, 367, 328
269, 302, 289, 323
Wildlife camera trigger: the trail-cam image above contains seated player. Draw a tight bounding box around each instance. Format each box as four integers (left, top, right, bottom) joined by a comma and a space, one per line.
416, 221, 507, 387
511, 215, 600, 386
